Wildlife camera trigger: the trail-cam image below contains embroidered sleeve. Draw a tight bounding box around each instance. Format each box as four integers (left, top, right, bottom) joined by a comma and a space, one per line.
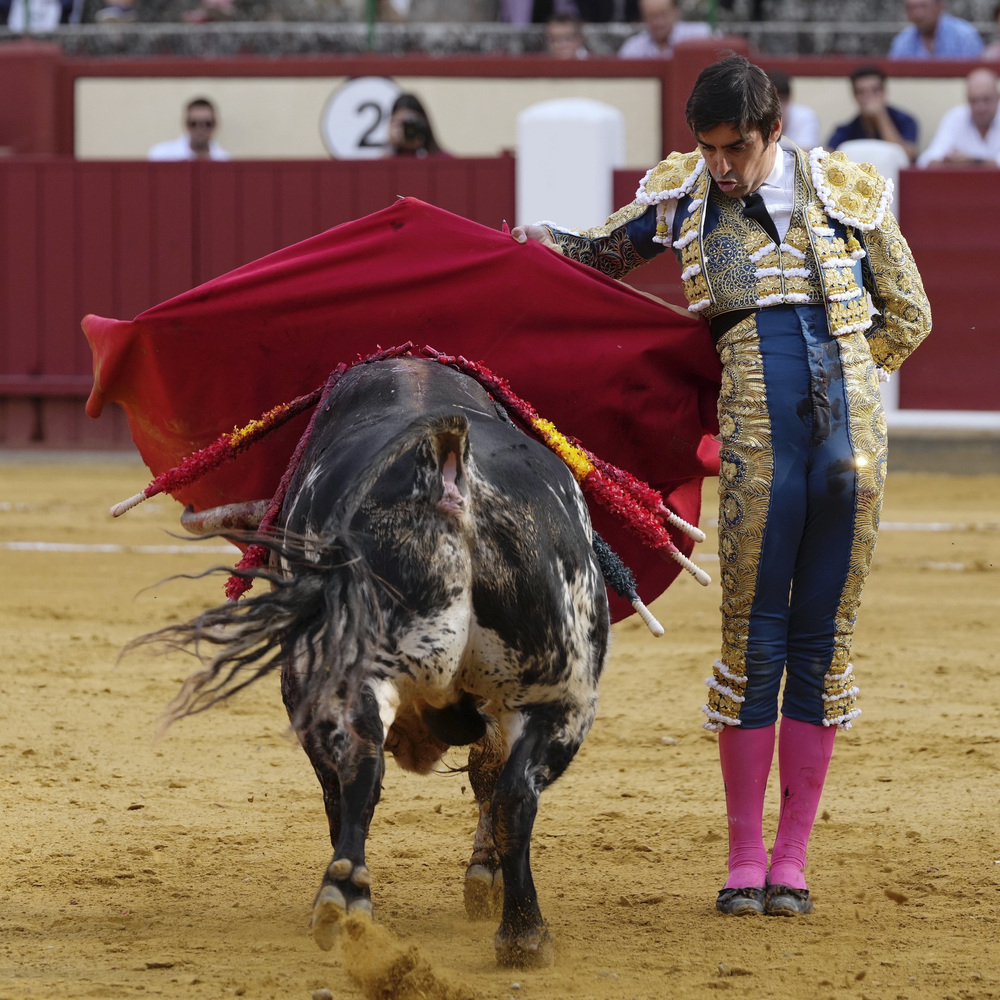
548, 201, 666, 280
861, 209, 932, 373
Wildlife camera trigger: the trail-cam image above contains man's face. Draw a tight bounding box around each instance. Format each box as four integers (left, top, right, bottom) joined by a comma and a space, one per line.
641, 0, 679, 45
695, 121, 782, 200
903, 0, 942, 33
546, 22, 583, 58
967, 73, 1000, 133
852, 74, 886, 112
185, 105, 216, 153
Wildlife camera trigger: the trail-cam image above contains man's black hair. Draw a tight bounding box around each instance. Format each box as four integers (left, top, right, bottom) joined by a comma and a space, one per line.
850, 65, 887, 86
767, 69, 791, 100
685, 53, 782, 140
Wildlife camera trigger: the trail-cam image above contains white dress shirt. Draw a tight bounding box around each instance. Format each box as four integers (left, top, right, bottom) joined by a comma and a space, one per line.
147, 135, 231, 162
657, 144, 795, 248
916, 105, 1000, 167
618, 21, 713, 58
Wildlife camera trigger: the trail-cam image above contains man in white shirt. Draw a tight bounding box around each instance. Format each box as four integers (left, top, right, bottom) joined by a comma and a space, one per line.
618, 0, 712, 59
148, 98, 231, 162
917, 68, 1000, 167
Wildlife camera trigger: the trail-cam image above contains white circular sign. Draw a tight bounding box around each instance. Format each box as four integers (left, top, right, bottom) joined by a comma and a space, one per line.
320, 76, 402, 160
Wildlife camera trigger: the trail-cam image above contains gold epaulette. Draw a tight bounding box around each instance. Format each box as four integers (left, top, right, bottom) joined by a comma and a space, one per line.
809, 149, 891, 232
636, 150, 705, 205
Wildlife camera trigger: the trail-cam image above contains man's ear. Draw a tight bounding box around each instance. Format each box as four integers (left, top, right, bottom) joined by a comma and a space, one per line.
769, 119, 783, 144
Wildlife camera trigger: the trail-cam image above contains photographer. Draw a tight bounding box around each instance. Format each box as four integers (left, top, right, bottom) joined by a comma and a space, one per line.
384, 94, 448, 158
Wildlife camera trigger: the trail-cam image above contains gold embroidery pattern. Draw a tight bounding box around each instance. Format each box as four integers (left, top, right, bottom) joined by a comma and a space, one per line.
803, 203, 872, 336
703, 314, 773, 729
812, 150, 889, 231
704, 319, 887, 731
676, 168, 711, 309
821, 337, 888, 727
861, 211, 932, 372
638, 150, 704, 201
549, 200, 652, 280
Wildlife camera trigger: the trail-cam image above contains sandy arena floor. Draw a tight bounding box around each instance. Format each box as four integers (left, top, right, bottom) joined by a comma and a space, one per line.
1, 458, 998, 1000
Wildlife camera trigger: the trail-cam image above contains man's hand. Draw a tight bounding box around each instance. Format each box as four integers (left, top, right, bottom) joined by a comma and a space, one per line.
857, 90, 887, 119
510, 224, 560, 250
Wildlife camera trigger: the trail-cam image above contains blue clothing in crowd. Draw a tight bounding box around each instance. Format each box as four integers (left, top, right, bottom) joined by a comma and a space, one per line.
828, 107, 920, 150
889, 12, 984, 58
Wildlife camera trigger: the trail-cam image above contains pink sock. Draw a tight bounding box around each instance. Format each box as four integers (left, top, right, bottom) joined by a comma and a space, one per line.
768, 717, 837, 890
719, 724, 775, 889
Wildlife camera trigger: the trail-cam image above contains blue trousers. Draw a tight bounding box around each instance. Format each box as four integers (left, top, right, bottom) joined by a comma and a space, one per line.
710, 304, 884, 729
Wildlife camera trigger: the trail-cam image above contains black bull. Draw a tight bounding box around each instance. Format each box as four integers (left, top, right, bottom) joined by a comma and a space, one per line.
145, 358, 611, 967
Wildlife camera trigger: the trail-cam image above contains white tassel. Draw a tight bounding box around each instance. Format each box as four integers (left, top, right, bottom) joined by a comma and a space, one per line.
670, 548, 711, 586
110, 492, 148, 518
658, 504, 706, 543
631, 598, 664, 637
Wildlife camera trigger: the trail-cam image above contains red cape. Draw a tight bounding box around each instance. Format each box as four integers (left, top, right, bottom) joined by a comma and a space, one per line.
83, 197, 721, 621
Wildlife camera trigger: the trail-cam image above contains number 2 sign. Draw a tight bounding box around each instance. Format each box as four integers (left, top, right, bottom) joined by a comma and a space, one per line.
320, 77, 402, 160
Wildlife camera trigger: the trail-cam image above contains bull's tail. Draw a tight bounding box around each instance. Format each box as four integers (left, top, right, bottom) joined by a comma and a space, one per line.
131, 412, 471, 729
131, 534, 379, 728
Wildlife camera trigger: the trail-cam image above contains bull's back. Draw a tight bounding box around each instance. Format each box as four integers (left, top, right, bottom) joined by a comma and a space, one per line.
281, 358, 608, 690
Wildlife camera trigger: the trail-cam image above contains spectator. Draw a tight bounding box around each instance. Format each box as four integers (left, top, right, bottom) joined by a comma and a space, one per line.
618, 0, 712, 59
828, 66, 919, 163
545, 13, 590, 58
983, 2, 1000, 59
917, 67, 1000, 167
383, 93, 448, 159
889, 0, 983, 59
148, 98, 231, 162
768, 70, 821, 149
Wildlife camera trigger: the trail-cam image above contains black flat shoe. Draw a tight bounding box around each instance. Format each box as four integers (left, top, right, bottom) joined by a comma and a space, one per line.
764, 884, 814, 916
715, 886, 765, 915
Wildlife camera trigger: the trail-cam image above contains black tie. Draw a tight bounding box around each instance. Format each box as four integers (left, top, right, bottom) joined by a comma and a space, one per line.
742, 191, 780, 246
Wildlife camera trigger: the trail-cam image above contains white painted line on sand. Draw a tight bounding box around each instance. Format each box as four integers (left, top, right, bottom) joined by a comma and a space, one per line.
1, 541, 238, 555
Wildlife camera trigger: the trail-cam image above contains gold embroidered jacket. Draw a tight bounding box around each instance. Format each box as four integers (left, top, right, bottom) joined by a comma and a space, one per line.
549, 143, 931, 373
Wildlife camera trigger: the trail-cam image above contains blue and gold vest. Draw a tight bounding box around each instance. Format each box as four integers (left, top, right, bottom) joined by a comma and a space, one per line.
635, 142, 892, 338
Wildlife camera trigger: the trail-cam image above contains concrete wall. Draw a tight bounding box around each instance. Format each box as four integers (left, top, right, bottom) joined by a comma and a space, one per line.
74, 71, 968, 165
75, 74, 663, 164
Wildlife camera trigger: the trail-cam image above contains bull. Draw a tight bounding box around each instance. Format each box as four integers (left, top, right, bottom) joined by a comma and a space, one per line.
142, 357, 611, 967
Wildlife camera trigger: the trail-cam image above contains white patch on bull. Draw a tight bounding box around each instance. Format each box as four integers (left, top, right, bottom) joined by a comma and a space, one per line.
386, 596, 473, 701
370, 677, 401, 741
460, 555, 604, 716
501, 709, 527, 749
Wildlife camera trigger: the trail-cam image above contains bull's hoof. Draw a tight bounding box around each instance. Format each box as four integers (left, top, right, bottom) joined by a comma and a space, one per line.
494, 924, 554, 968
464, 864, 503, 921
311, 871, 374, 951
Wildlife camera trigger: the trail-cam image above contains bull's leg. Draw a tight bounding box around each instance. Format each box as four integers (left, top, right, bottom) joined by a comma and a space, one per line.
284, 671, 386, 951
491, 704, 588, 969
464, 731, 506, 920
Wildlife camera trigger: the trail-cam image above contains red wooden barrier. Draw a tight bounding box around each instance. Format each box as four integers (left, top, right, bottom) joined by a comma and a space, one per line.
0, 155, 994, 449
0, 156, 515, 448
895, 169, 999, 412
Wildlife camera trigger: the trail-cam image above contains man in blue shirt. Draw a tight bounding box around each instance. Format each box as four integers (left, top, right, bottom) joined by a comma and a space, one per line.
828, 66, 919, 163
889, 0, 983, 58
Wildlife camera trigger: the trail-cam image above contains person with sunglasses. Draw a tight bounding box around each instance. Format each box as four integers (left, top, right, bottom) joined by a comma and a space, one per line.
148, 98, 231, 162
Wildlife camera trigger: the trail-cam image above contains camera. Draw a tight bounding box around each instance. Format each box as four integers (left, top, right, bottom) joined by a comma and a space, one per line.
402, 118, 431, 145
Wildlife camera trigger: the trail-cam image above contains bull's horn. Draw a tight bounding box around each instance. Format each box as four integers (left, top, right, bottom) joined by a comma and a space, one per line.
180, 500, 269, 535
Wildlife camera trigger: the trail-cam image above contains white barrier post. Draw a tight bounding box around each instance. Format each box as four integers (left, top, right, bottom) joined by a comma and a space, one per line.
516, 98, 625, 230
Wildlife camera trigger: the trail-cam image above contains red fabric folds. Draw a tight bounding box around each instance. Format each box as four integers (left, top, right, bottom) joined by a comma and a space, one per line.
83, 197, 721, 621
